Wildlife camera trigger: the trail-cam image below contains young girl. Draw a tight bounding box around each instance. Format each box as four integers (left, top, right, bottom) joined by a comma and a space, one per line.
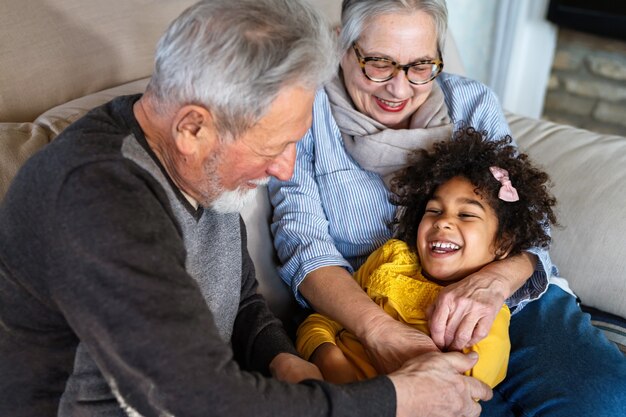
296, 128, 558, 387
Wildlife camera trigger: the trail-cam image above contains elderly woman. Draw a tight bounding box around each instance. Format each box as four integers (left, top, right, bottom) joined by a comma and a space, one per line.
269, 0, 626, 415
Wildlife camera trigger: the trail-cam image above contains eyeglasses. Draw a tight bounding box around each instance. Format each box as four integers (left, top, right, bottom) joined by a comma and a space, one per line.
352, 42, 443, 85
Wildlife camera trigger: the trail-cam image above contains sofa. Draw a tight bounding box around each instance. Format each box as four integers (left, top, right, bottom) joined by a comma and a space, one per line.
1, 0, 624, 353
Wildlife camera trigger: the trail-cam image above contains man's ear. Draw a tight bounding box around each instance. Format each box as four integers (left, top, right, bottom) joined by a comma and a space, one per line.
172, 105, 216, 156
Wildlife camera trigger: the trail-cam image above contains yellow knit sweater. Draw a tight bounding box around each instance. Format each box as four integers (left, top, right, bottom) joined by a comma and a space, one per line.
296, 239, 510, 388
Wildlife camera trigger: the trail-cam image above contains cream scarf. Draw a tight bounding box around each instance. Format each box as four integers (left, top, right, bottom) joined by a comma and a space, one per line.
326, 74, 453, 188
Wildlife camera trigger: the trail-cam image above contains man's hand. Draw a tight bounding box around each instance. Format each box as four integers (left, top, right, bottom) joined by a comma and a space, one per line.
389, 351, 492, 417
360, 314, 439, 374
428, 253, 535, 351
268, 353, 323, 383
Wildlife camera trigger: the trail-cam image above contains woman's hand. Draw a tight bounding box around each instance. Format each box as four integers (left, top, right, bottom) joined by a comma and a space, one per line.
301, 266, 439, 374
428, 253, 536, 351
360, 313, 439, 374
269, 352, 323, 383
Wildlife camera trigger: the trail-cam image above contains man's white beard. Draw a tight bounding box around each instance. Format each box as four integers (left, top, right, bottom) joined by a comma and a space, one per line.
210, 177, 270, 214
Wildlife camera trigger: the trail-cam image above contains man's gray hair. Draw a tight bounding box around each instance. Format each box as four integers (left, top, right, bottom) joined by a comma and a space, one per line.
339, 0, 448, 55
147, 0, 338, 140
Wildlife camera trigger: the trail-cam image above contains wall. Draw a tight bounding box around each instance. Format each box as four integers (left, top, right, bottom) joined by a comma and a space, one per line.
446, 0, 497, 85
447, 0, 556, 119
543, 29, 626, 136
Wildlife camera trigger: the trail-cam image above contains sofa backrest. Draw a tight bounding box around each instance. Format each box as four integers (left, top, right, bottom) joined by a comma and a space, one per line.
0, 0, 463, 124
0, 0, 199, 123
510, 114, 626, 319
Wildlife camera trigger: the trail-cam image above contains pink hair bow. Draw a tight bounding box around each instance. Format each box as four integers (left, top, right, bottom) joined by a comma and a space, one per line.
489, 166, 519, 202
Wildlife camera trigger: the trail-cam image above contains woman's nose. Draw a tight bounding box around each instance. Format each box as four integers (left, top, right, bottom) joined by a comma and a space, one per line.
385, 69, 413, 99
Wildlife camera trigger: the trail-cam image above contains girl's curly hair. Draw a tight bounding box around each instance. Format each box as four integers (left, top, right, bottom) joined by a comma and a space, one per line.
390, 127, 558, 257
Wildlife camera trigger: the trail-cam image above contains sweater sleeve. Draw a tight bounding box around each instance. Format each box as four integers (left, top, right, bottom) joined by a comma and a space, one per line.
42, 161, 396, 417
231, 217, 298, 375
296, 313, 345, 360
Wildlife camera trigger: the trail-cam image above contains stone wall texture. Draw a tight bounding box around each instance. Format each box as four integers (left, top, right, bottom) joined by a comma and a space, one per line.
543, 29, 626, 136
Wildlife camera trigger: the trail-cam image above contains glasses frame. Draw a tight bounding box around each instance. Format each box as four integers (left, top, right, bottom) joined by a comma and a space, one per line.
352, 42, 444, 85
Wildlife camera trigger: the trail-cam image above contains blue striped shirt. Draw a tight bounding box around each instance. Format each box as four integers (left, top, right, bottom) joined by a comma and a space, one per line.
269, 72, 552, 312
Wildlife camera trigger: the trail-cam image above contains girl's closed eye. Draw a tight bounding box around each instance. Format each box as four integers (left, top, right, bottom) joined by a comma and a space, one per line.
458, 211, 482, 219
424, 203, 441, 215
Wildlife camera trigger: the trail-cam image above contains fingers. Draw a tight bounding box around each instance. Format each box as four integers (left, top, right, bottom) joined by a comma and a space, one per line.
448, 313, 479, 351
430, 300, 473, 351
442, 351, 479, 374
390, 352, 490, 417
466, 317, 491, 348
430, 297, 497, 351
428, 301, 449, 349
463, 393, 484, 417
466, 374, 493, 403
443, 308, 465, 349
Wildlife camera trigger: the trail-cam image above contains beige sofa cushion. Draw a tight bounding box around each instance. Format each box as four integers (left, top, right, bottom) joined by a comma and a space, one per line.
0, 79, 149, 197
35, 78, 150, 137
0, 124, 50, 196
511, 113, 626, 318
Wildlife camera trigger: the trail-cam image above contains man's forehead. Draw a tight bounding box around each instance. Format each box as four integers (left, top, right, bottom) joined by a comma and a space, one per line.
240, 87, 315, 154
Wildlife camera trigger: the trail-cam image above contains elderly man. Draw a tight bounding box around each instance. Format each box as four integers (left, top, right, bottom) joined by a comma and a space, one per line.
0, 0, 490, 416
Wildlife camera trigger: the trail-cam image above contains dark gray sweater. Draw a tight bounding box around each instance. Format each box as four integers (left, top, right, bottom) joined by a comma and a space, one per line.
0, 95, 395, 417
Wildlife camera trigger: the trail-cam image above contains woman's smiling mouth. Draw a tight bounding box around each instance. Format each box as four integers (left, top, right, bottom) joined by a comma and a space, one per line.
374, 96, 408, 112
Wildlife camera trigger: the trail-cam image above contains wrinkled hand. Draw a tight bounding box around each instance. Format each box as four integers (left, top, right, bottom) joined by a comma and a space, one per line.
360, 314, 438, 374
269, 353, 323, 383
389, 351, 492, 417
428, 269, 508, 351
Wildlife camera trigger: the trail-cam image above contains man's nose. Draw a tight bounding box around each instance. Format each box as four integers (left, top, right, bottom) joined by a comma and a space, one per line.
266, 143, 296, 181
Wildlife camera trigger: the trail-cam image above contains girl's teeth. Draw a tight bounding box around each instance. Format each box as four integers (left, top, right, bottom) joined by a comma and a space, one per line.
431, 242, 460, 250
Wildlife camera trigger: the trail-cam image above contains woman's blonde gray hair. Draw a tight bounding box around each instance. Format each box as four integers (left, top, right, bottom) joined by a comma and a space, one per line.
146, 0, 338, 140
340, 0, 448, 56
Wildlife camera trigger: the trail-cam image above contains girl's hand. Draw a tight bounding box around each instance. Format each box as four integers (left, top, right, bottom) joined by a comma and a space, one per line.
269, 352, 323, 383
310, 343, 360, 384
